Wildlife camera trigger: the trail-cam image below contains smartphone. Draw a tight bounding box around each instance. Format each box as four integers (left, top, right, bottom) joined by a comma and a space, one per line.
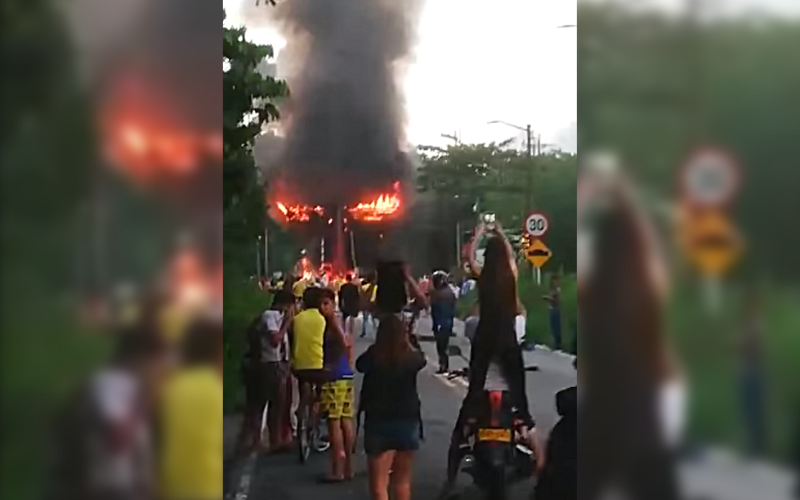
483, 213, 497, 231
376, 260, 408, 314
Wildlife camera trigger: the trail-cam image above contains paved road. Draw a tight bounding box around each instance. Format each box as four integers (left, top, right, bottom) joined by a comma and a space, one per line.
228, 316, 795, 500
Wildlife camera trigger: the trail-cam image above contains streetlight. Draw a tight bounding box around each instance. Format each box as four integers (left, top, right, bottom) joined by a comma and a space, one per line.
441, 132, 460, 145
487, 120, 534, 158
487, 119, 538, 213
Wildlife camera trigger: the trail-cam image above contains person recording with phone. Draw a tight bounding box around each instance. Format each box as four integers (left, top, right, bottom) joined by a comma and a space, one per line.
440, 221, 543, 498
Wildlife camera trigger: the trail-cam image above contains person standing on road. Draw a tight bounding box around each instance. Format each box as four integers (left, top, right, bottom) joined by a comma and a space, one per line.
260, 290, 295, 452
319, 288, 357, 483
339, 274, 361, 338
544, 274, 562, 351
463, 300, 480, 345
159, 318, 224, 500
738, 287, 767, 457
356, 315, 427, 500
430, 272, 457, 373
360, 274, 378, 338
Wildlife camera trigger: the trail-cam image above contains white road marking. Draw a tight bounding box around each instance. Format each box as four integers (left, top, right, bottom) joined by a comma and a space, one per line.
230, 451, 257, 500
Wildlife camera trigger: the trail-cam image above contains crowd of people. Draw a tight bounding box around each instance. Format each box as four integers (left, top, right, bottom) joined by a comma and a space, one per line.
48, 302, 225, 500
237, 219, 585, 500
240, 160, 703, 500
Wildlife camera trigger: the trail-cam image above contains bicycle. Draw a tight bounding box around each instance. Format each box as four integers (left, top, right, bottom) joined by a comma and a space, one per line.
296, 379, 329, 463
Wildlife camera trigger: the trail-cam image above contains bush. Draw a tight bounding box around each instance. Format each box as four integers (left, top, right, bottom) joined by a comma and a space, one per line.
223, 278, 271, 413
456, 269, 578, 353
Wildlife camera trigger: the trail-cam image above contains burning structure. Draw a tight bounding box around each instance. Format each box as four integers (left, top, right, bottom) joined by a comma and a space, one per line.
258, 0, 422, 275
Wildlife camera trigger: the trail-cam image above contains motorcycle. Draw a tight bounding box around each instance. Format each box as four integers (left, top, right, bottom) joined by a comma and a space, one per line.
455, 390, 537, 500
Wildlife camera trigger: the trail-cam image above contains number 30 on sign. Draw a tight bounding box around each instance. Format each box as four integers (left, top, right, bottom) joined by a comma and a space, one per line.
524, 211, 550, 238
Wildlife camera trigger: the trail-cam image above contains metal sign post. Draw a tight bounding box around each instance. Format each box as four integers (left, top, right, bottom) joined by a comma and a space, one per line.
677, 146, 743, 313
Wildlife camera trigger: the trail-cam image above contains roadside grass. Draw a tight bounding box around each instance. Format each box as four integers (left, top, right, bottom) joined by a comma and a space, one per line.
223, 280, 272, 413
2, 311, 110, 500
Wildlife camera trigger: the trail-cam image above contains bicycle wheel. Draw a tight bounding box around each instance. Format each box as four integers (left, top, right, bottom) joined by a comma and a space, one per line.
297, 404, 311, 463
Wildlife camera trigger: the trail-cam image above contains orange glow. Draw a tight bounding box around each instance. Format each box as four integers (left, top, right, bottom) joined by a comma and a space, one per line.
99, 71, 221, 185
164, 248, 217, 310
347, 191, 401, 221
275, 202, 324, 222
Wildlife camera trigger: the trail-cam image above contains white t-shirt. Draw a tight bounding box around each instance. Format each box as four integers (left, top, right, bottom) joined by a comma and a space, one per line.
515, 315, 526, 344
659, 378, 687, 447
261, 310, 286, 362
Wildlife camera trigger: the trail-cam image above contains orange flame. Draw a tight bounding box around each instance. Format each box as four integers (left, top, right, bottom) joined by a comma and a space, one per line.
99, 71, 221, 185
348, 193, 401, 221
276, 202, 324, 222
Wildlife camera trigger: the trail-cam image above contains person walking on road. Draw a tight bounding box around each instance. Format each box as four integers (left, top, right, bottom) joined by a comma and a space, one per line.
430, 272, 457, 373
356, 315, 427, 500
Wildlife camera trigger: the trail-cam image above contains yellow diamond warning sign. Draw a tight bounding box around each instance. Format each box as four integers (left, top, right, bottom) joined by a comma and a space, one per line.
524, 238, 552, 269
678, 210, 743, 277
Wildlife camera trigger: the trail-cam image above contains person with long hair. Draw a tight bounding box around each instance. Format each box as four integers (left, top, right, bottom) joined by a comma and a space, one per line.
319, 288, 357, 483
356, 316, 427, 500
578, 171, 685, 500
440, 222, 543, 496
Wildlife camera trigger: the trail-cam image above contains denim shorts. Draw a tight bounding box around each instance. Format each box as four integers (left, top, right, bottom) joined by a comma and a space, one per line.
363, 419, 420, 456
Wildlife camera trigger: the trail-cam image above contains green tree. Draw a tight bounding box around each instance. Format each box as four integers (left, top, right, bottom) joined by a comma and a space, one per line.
223, 9, 288, 276
416, 143, 577, 272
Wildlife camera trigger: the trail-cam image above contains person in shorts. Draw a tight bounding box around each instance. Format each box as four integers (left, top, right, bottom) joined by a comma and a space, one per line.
319, 302, 356, 482
289, 287, 330, 399
356, 316, 426, 500
260, 290, 295, 451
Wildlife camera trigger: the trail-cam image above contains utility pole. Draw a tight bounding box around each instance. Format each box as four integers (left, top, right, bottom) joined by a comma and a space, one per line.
264, 223, 269, 278
525, 124, 533, 211
441, 131, 463, 270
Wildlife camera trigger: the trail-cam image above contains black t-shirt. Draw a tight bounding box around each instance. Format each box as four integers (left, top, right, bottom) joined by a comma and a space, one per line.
339, 282, 361, 314
356, 346, 426, 421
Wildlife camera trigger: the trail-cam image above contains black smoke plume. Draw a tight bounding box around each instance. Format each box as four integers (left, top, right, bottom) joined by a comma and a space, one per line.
268, 0, 422, 206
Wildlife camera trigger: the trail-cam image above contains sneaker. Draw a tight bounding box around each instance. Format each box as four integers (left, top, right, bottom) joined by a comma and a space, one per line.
315, 437, 331, 453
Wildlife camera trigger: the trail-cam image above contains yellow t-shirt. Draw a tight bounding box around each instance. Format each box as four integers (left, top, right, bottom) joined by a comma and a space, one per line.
160, 367, 223, 500
292, 279, 308, 298
361, 284, 378, 303
291, 309, 326, 370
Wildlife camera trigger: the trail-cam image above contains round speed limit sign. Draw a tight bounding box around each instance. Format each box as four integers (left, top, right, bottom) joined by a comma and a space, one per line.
680, 147, 740, 207
524, 211, 550, 238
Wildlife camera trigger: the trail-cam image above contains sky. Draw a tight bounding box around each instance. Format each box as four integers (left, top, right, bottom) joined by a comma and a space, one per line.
224, 0, 577, 151
224, 0, 798, 153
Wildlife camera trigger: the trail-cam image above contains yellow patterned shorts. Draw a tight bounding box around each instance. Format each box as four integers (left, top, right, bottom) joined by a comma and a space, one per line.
321, 378, 356, 419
